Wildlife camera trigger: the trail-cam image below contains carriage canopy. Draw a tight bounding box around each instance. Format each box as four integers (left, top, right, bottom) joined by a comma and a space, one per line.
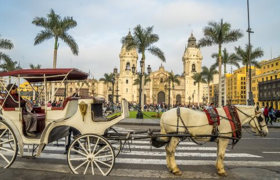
0, 68, 88, 82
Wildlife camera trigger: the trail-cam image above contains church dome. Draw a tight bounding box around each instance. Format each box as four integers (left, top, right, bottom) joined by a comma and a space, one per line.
187, 33, 196, 48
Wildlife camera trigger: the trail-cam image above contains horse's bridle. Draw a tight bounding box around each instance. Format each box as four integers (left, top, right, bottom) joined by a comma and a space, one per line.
234, 106, 266, 136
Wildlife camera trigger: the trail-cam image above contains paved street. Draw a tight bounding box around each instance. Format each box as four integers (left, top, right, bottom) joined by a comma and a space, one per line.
1, 124, 280, 180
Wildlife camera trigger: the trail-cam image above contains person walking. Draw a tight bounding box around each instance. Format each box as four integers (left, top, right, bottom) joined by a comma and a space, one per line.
263, 106, 269, 125
268, 106, 275, 125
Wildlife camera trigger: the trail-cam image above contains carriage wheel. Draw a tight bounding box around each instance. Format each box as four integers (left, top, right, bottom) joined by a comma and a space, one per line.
0, 120, 18, 168
67, 134, 115, 176
104, 127, 122, 157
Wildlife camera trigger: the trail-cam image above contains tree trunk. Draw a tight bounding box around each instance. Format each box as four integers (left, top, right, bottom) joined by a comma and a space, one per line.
198, 82, 200, 107
208, 82, 210, 104
140, 53, 145, 111
53, 36, 58, 69
218, 44, 222, 107
224, 63, 227, 105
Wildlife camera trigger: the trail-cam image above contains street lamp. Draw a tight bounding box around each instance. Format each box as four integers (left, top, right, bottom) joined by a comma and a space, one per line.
136, 60, 144, 119
188, 96, 191, 106
147, 65, 152, 74
247, 0, 254, 106
113, 68, 119, 104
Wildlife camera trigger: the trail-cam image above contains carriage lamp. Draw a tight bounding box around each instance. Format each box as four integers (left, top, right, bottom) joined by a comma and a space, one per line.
147, 65, 152, 74
132, 64, 136, 74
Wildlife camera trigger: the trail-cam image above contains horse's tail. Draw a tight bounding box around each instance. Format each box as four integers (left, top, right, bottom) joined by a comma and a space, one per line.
151, 112, 170, 148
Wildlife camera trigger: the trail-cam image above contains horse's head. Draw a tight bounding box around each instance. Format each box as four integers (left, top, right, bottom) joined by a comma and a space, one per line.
235, 105, 268, 137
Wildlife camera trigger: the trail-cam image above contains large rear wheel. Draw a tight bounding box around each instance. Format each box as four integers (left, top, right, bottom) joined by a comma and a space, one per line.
67, 134, 115, 176
0, 120, 18, 168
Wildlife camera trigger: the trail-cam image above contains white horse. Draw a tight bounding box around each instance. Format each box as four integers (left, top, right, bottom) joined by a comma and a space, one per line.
157, 105, 268, 176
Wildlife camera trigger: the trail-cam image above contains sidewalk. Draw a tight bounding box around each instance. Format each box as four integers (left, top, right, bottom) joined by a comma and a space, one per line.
119, 118, 280, 128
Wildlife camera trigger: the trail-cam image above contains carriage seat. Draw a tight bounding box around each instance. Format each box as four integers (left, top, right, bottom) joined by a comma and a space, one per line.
0, 99, 16, 111
51, 97, 79, 110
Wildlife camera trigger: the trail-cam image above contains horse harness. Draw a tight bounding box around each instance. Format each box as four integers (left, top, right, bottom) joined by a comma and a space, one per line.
174, 106, 257, 146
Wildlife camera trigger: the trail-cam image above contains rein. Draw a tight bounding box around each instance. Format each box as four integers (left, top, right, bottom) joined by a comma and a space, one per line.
234, 106, 266, 136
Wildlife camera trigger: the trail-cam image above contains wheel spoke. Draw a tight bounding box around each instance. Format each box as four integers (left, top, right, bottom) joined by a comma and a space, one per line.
0, 129, 8, 138
77, 139, 89, 154
92, 137, 100, 154
71, 148, 87, 157
94, 159, 111, 168
0, 147, 15, 152
87, 136, 91, 153
0, 152, 10, 164
69, 157, 87, 161
91, 161, 94, 175
0, 139, 14, 145
94, 160, 105, 176
94, 154, 113, 159
83, 161, 90, 175
94, 145, 108, 157
74, 160, 88, 171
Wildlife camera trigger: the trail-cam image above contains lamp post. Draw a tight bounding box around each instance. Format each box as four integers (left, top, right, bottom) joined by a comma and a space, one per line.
113, 68, 119, 104
188, 96, 191, 106
192, 93, 194, 105
132, 62, 144, 119
247, 0, 254, 106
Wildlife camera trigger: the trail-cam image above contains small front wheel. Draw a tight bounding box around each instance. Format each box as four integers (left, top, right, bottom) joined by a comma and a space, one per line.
67, 134, 115, 176
0, 120, 18, 168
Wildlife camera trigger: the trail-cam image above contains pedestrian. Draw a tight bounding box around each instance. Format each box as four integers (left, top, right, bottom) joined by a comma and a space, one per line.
268, 106, 275, 125
263, 106, 269, 124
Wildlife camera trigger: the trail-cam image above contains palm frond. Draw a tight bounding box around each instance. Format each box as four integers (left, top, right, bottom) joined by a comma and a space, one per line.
0, 38, 14, 50
148, 46, 166, 62
60, 33, 79, 55
34, 30, 53, 45
0, 52, 12, 62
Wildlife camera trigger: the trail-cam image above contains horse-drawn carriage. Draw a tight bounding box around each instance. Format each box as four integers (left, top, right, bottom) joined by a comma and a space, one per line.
0, 68, 128, 175
0, 68, 269, 177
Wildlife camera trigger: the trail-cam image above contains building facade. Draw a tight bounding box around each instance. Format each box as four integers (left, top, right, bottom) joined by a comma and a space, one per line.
98, 32, 207, 106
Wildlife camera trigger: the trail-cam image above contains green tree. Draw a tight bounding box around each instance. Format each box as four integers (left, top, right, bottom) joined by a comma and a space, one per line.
233, 44, 263, 72
198, 20, 243, 107
201, 65, 218, 104
166, 72, 180, 108
30, 64, 41, 69
212, 48, 240, 104
32, 9, 79, 68
122, 25, 165, 109
192, 72, 206, 107
0, 59, 21, 83
100, 73, 114, 102
0, 35, 14, 63
133, 73, 151, 85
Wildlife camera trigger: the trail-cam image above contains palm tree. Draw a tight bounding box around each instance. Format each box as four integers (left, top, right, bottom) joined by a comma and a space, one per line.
100, 73, 114, 102
201, 65, 218, 104
198, 20, 243, 107
0, 58, 21, 83
0, 35, 14, 63
30, 64, 41, 69
166, 72, 180, 108
192, 72, 206, 107
133, 73, 151, 85
122, 25, 165, 110
233, 44, 263, 72
232, 44, 263, 104
32, 9, 79, 68
212, 48, 240, 104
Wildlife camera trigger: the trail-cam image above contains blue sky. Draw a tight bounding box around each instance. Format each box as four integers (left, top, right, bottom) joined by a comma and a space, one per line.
0, 0, 279, 79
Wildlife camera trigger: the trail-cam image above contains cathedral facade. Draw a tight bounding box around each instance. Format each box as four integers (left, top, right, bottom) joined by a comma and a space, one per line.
97, 32, 207, 106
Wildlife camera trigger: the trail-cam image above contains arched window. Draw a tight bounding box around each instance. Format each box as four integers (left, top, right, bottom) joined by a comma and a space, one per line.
192, 64, 196, 72
126, 62, 131, 70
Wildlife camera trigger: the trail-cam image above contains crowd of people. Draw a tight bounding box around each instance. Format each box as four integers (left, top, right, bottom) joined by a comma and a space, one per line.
261, 105, 280, 125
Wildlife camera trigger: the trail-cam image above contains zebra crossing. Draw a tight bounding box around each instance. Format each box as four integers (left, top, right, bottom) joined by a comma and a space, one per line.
9, 127, 280, 179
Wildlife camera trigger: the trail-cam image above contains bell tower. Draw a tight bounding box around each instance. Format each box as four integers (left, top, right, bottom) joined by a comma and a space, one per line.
182, 33, 203, 105
118, 31, 138, 102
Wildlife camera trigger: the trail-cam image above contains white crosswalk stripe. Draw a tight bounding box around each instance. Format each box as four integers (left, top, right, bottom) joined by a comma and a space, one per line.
3, 128, 276, 178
